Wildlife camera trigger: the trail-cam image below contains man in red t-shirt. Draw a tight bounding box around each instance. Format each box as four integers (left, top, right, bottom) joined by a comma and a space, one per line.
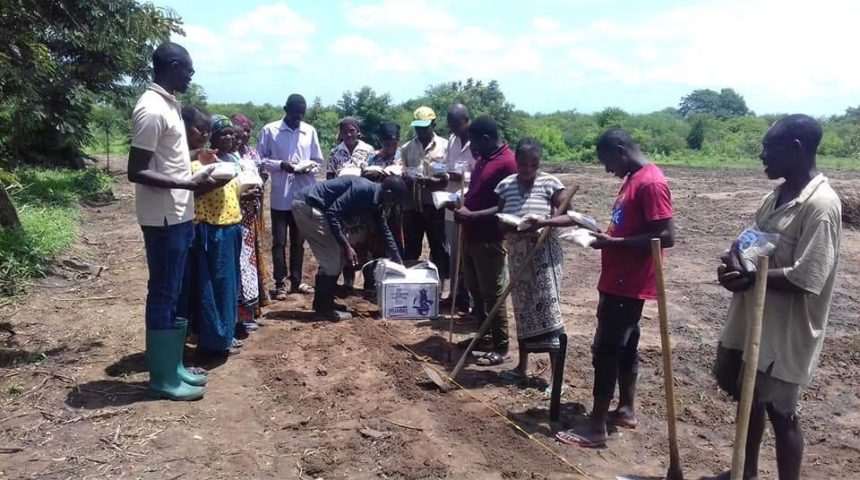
558, 128, 675, 448
453, 116, 518, 365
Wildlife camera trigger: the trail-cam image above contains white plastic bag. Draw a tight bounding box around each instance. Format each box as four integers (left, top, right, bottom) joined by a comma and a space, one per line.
559, 228, 596, 248
731, 227, 780, 272
210, 162, 239, 181
294, 160, 319, 174
236, 169, 263, 191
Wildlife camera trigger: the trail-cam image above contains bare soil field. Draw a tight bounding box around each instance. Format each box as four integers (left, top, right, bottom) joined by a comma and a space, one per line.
1, 161, 858, 479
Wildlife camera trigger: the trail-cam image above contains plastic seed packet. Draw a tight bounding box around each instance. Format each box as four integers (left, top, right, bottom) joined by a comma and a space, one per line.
731, 227, 779, 272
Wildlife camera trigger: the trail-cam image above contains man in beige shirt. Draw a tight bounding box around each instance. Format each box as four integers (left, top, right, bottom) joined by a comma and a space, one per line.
400, 106, 450, 284
713, 114, 841, 480
127, 42, 224, 402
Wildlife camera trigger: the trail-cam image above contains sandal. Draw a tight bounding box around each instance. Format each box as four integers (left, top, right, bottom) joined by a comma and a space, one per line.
476, 351, 507, 366
231, 338, 244, 348
274, 287, 287, 301
291, 283, 315, 295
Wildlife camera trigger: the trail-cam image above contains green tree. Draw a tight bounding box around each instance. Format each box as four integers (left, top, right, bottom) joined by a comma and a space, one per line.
421, 79, 518, 140
305, 97, 340, 153
687, 115, 708, 150
0, 0, 182, 169
595, 107, 630, 128
678, 88, 750, 118
336, 86, 393, 147
177, 82, 208, 109
89, 102, 128, 169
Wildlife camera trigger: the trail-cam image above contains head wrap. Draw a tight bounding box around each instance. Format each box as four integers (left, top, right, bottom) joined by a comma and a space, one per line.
231, 114, 251, 127
210, 114, 233, 137
339, 116, 361, 131
378, 121, 400, 141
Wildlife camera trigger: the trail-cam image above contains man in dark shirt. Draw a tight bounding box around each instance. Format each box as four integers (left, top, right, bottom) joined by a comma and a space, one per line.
293, 176, 406, 321
453, 116, 517, 365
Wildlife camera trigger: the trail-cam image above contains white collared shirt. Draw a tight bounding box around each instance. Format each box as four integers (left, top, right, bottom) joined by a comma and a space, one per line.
130, 83, 194, 227
257, 120, 324, 211
400, 133, 448, 208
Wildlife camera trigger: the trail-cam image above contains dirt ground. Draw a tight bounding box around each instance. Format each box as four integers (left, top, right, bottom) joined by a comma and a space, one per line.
1, 159, 858, 479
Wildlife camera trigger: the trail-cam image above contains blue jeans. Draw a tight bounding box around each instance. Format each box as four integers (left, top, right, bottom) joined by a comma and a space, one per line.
141, 221, 194, 330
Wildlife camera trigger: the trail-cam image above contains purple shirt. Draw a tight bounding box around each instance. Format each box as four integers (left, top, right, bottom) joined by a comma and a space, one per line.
463, 144, 517, 243
257, 120, 324, 211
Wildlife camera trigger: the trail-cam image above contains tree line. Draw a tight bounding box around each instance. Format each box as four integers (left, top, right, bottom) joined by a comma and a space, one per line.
3, 1, 860, 171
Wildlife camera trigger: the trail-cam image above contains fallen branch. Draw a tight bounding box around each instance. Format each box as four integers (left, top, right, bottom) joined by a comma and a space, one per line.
56, 296, 120, 302
0, 446, 23, 454
62, 408, 131, 425
382, 418, 423, 431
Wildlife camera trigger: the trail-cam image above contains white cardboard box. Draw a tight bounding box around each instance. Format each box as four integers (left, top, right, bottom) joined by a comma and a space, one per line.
376, 260, 440, 319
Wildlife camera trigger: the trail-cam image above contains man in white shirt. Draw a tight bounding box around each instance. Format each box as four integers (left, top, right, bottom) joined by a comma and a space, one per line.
441, 103, 473, 312
400, 106, 450, 284
127, 42, 221, 401
257, 94, 324, 300
713, 114, 841, 480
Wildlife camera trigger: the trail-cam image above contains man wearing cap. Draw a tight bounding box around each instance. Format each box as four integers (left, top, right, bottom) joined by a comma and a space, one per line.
258, 94, 324, 301
400, 106, 450, 284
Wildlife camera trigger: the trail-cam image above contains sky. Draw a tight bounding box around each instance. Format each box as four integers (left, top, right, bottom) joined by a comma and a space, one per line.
160, 0, 860, 116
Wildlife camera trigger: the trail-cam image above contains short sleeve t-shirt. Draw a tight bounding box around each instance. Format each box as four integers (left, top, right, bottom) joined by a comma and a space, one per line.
131, 83, 194, 227
598, 163, 673, 300
495, 173, 564, 219
190, 160, 242, 226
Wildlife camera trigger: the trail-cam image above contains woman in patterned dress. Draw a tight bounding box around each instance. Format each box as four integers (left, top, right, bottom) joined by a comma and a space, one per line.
230, 114, 267, 333
494, 138, 576, 379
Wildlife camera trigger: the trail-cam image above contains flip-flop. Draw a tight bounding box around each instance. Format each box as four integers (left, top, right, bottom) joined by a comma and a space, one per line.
543, 384, 568, 396
500, 369, 527, 382
291, 283, 315, 294
555, 430, 606, 448
607, 412, 638, 430
476, 351, 508, 366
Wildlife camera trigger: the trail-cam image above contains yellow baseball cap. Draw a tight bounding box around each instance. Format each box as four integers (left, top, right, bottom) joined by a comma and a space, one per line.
410, 106, 436, 127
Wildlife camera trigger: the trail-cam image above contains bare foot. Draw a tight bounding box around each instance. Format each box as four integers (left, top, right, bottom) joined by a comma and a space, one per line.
607, 407, 638, 429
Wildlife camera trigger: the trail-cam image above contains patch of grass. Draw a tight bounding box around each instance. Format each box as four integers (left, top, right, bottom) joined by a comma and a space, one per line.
13, 168, 114, 206
0, 167, 112, 297
0, 207, 78, 295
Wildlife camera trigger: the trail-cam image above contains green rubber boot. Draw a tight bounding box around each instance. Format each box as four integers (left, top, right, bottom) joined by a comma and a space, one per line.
174, 318, 208, 386
146, 328, 205, 401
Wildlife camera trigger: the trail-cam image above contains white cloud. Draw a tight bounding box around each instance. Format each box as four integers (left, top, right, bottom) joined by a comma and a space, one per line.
560, 0, 860, 102
331, 35, 382, 57
177, 2, 316, 75
228, 3, 315, 38
531, 16, 560, 32
345, 0, 456, 30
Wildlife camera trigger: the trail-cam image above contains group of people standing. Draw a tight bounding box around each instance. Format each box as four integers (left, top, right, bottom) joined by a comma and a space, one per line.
129, 42, 841, 480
